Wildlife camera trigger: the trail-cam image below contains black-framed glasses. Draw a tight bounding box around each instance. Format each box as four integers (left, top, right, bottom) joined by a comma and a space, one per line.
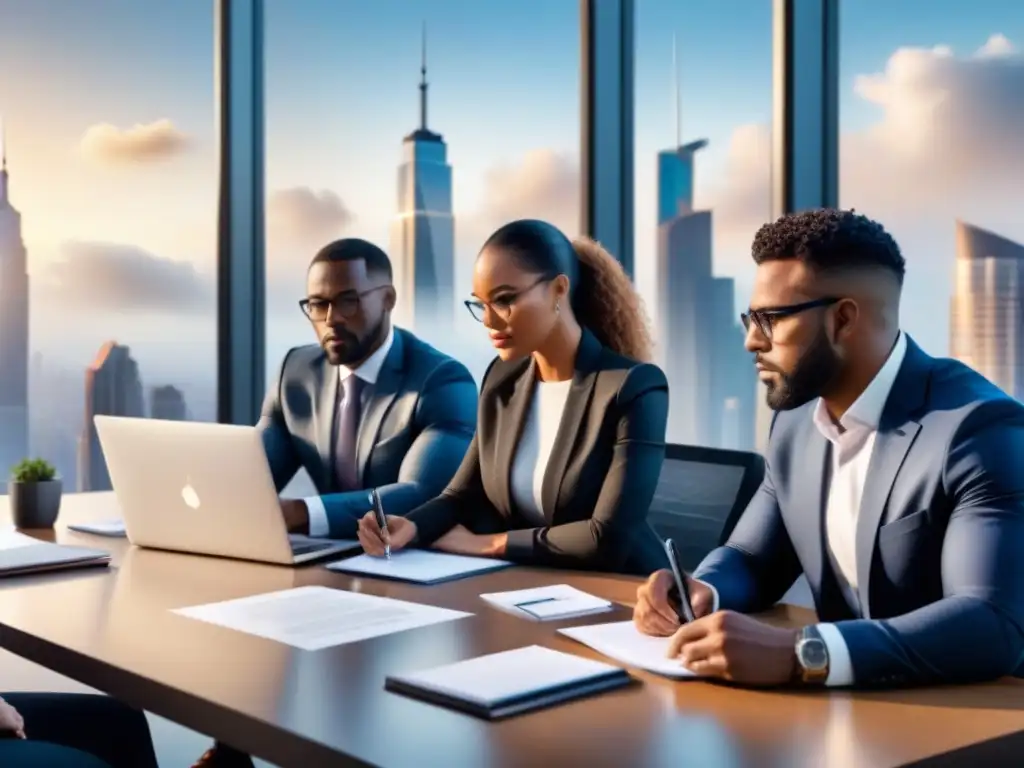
741, 297, 840, 339
464, 276, 550, 323
299, 286, 389, 321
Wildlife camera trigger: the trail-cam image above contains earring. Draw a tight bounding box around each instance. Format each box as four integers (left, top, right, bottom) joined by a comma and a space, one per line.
555, 302, 561, 314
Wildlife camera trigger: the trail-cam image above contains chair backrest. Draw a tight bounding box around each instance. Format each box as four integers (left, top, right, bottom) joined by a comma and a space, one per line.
647, 443, 765, 571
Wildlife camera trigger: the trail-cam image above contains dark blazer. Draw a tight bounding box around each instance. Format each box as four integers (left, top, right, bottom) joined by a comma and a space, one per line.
258, 327, 478, 538
406, 328, 670, 575
695, 336, 1024, 687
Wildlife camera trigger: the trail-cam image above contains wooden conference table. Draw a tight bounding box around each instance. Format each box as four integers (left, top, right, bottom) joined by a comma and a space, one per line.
0, 493, 1021, 767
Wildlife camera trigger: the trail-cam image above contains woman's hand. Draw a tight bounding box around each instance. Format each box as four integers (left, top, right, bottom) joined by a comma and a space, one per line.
0, 696, 25, 739
432, 525, 507, 557
356, 512, 417, 556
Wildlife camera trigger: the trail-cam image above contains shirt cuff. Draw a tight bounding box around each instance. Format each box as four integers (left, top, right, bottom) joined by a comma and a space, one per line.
696, 579, 720, 613
303, 496, 329, 538
815, 622, 854, 687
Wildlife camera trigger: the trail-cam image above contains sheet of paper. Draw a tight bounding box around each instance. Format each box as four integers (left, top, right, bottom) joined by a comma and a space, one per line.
68, 519, 127, 537
173, 586, 471, 651
480, 584, 612, 620
0, 527, 43, 550
559, 620, 696, 679
327, 550, 512, 583
392, 645, 621, 706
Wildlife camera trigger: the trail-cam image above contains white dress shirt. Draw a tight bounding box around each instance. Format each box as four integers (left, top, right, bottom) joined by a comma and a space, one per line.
509, 379, 573, 525
303, 326, 395, 537
702, 331, 907, 687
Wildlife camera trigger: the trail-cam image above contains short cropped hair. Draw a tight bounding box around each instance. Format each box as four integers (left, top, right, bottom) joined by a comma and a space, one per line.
309, 238, 393, 282
751, 209, 905, 284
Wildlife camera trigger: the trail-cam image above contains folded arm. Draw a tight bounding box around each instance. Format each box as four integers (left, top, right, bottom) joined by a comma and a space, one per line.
500, 364, 669, 571
826, 403, 1024, 687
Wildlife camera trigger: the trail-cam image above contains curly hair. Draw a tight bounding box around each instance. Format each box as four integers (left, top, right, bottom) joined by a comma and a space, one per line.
570, 237, 654, 362
752, 208, 906, 283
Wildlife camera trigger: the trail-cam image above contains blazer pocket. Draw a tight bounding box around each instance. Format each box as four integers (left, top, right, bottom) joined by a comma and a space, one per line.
877, 509, 929, 542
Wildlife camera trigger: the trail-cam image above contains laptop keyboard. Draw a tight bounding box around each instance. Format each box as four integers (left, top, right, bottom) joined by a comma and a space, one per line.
290, 540, 335, 556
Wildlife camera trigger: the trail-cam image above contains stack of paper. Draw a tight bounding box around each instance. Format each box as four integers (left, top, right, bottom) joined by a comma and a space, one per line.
559, 620, 697, 679
480, 584, 613, 620
327, 550, 513, 585
68, 519, 127, 537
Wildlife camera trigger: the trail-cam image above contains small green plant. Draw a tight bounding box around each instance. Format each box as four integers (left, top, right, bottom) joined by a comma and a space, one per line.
10, 458, 57, 483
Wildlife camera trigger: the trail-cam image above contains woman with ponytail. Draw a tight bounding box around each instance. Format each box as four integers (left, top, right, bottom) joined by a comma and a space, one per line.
358, 219, 669, 574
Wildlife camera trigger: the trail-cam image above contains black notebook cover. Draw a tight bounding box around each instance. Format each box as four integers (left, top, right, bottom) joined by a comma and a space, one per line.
385, 645, 634, 720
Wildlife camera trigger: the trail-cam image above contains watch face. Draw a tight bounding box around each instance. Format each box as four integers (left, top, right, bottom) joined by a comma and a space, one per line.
799, 638, 828, 670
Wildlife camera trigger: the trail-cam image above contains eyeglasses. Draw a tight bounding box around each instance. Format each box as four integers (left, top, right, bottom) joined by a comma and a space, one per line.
741, 297, 840, 339
299, 286, 389, 321
464, 276, 550, 323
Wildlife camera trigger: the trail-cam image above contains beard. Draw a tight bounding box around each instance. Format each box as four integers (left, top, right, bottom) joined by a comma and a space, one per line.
324, 316, 386, 366
764, 329, 842, 411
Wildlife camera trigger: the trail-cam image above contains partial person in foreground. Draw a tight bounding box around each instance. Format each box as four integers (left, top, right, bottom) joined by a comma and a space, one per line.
358, 218, 670, 574
633, 208, 1024, 688
258, 238, 477, 539
0, 692, 158, 767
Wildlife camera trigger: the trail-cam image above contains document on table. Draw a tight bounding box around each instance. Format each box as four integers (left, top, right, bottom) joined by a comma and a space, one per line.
172, 585, 472, 651
480, 584, 613, 620
559, 620, 697, 679
327, 550, 514, 584
68, 519, 127, 537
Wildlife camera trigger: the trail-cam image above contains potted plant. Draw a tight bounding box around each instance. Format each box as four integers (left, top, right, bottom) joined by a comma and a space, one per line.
8, 458, 62, 529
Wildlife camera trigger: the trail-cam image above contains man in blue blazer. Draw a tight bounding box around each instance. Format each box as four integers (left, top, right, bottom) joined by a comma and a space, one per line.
633, 209, 1024, 689
260, 237, 477, 539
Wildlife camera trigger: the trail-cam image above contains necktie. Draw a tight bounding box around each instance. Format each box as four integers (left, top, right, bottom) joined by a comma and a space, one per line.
334, 374, 366, 491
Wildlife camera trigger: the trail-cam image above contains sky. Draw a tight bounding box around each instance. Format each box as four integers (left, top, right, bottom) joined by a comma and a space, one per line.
0, 0, 1023, 409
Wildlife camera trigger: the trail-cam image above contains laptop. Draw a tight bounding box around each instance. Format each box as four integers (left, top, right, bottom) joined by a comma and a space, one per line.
93, 415, 361, 565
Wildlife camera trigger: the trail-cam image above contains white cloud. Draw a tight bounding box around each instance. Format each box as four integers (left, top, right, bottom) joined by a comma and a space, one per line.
266, 187, 353, 253
79, 119, 190, 164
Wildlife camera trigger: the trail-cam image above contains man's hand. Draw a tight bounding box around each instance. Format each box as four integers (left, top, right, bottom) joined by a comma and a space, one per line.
667, 610, 799, 686
280, 499, 310, 534
432, 525, 507, 558
0, 696, 25, 739
633, 569, 715, 636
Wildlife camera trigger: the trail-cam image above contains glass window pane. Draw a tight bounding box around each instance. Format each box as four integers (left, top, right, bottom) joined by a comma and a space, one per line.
635, 2, 772, 451
0, 1, 216, 493
840, 2, 1024, 398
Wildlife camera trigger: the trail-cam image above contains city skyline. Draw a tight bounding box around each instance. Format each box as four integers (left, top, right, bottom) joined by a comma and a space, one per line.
0, 1, 1022, 481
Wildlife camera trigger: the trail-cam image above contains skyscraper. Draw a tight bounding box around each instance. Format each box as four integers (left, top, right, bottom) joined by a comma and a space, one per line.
150, 384, 187, 420
389, 26, 455, 341
77, 342, 144, 491
0, 120, 30, 491
950, 220, 1024, 400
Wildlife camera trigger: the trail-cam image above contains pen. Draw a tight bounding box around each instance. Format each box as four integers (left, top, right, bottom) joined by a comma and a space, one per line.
371, 489, 390, 560
663, 538, 696, 623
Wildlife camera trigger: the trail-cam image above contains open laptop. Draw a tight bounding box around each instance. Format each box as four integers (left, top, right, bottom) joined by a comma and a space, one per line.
93, 415, 361, 565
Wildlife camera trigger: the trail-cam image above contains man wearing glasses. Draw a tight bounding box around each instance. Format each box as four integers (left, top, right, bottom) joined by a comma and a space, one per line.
633, 208, 1024, 691
258, 237, 476, 541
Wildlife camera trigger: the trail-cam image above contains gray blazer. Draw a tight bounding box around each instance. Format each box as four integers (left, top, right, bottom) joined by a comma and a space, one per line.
258, 328, 477, 538
695, 336, 1024, 686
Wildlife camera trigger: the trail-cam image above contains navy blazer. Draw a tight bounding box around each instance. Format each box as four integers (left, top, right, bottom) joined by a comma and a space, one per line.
695, 336, 1024, 686
258, 327, 477, 538
407, 328, 670, 575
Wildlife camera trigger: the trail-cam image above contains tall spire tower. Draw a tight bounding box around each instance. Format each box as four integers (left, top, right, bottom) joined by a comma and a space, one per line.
389, 24, 456, 346
0, 116, 31, 490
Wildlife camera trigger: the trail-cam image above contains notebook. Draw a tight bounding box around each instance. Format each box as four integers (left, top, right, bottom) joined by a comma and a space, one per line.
327, 550, 513, 585
68, 519, 127, 537
0, 529, 110, 577
480, 584, 614, 620
558, 620, 697, 679
385, 645, 633, 719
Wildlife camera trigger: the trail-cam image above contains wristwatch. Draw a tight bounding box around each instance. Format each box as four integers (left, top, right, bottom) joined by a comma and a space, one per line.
794, 625, 830, 685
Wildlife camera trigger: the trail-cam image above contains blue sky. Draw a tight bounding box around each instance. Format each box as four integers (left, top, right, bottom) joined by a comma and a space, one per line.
0, 0, 1022, 390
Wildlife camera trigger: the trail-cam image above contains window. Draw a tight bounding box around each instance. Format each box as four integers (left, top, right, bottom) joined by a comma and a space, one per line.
264, 0, 581, 389
840, 2, 1024, 397
634, 2, 772, 451
0, 1, 216, 492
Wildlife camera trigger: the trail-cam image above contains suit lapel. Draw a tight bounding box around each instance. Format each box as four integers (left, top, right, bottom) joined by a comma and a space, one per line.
315, 358, 339, 492
541, 330, 601, 520
796, 416, 831, 606
495, 358, 535, 517
356, 331, 405, 486
854, 338, 929, 617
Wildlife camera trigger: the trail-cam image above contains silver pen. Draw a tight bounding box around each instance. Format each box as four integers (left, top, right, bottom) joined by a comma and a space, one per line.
371, 489, 390, 560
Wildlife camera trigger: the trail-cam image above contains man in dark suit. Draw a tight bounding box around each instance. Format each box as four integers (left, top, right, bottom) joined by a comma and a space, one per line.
633, 209, 1024, 689
196, 238, 477, 767
261, 237, 477, 539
